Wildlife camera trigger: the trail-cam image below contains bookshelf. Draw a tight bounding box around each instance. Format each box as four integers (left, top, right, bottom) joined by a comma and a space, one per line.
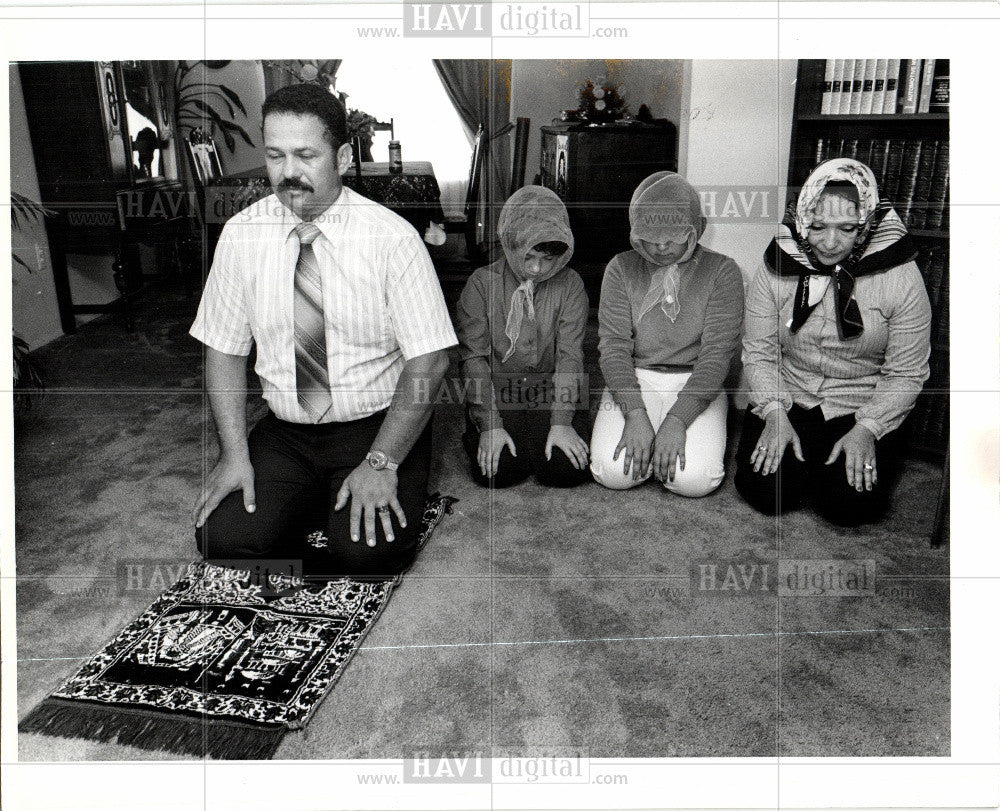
787, 59, 949, 459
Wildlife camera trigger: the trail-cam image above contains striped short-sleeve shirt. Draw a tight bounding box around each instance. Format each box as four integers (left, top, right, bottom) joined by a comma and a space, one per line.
190, 187, 457, 423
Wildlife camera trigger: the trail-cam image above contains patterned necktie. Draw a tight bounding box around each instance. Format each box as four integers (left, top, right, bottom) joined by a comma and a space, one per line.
292, 222, 332, 422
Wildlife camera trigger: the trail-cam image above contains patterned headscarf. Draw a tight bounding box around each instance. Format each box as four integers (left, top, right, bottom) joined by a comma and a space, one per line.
628, 172, 707, 324
794, 157, 880, 239
497, 186, 574, 362
764, 158, 916, 340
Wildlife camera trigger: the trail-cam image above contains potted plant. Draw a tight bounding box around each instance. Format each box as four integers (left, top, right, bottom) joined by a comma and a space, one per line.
172, 60, 255, 154
11, 192, 53, 410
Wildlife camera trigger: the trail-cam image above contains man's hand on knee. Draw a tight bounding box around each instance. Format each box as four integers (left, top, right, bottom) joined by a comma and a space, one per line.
192, 454, 256, 528
334, 464, 406, 548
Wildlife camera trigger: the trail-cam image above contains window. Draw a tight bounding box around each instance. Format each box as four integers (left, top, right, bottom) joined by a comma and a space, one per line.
334, 59, 472, 217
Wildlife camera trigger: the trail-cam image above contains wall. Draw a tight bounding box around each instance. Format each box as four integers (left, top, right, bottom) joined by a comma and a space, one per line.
9, 66, 63, 350
510, 59, 684, 184
678, 60, 798, 407
679, 59, 798, 281
166, 60, 265, 181
203, 61, 265, 175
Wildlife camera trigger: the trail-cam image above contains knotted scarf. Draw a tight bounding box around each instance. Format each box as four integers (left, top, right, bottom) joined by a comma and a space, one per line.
628, 172, 707, 324
497, 186, 574, 362
764, 158, 917, 340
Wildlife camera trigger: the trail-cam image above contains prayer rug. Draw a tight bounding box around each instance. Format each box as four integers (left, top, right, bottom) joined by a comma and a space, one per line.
19, 495, 456, 759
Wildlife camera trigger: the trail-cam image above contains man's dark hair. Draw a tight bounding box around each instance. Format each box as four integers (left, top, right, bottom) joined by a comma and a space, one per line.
262, 84, 349, 148
532, 240, 568, 258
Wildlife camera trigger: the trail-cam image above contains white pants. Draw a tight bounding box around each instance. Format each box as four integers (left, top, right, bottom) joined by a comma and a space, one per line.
589, 368, 728, 497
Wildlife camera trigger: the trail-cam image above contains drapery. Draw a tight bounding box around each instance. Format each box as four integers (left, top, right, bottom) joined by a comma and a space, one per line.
433, 59, 512, 246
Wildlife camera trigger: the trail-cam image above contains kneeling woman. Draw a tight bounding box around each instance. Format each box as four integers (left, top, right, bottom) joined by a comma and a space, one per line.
735, 158, 931, 525
590, 172, 744, 496
456, 185, 591, 488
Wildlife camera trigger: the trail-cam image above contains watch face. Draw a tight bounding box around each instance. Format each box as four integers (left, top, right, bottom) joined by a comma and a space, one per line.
367, 451, 387, 470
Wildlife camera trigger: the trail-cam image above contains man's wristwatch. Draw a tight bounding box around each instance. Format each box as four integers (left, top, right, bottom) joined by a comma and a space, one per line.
365, 450, 399, 471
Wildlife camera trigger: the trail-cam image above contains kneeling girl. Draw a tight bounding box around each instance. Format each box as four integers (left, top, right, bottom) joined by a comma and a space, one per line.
456, 185, 591, 488
590, 171, 744, 496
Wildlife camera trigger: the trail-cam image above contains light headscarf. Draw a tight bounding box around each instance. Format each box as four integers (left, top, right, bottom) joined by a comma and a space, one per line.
765, 158, 915, 340
793, 157, 880, 240
497, 186, 574, 362
628, 172, 707, 324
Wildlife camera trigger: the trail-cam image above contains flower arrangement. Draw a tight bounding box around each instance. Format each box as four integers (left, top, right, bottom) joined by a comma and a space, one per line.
576, 76, 629, 124
346, 109, 377, 143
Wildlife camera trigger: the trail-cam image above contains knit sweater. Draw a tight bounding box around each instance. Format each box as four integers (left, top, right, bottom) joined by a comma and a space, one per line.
598, 245, 745, 426
457, 261, 588, 431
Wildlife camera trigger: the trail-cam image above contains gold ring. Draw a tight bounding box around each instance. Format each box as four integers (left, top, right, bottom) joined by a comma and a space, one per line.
377, 505, 390, 513
863, 463, 874, 471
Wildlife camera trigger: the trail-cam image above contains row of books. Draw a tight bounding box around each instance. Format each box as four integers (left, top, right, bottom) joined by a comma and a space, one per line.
813, 138, 949, 231
916, 245, 949, 345
819, 59, 949, 115
909, 244, 949, 450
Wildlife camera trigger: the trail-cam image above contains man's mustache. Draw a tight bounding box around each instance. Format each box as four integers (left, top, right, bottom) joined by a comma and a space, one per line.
278, 178, 314, 192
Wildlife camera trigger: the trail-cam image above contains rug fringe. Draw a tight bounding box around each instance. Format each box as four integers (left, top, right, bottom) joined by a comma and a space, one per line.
19, 698, 285, 760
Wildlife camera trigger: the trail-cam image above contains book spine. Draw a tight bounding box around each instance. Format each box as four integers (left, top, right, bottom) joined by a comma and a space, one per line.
909, 140, 939, 230
848, 59, 867, 114
883, 58, 902, 113
815, 137, 828, 165
917, 58, 936, 114
925, 142, 950, 229
895, 140, 923, 226
839, 59, 856, 114
856, 139, 873, 167
830, 59, 846, 114
900, 59, 923, 114
871, 59, 889, 114
934, 249, 949, 346
841, 138, 859, 160
930, 59, 950, 112
860, 59, 878, 114
882, 139, 905, 201
820, 60, 837, 115
868, 139, 890, 189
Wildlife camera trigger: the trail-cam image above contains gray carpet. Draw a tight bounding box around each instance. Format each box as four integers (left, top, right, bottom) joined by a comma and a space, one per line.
15, 286, 949, 760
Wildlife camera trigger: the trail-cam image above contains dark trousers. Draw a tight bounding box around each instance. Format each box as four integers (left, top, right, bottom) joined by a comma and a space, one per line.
195, 410, 432, 580
733, 404, 903, 526
462, 406, 591, 489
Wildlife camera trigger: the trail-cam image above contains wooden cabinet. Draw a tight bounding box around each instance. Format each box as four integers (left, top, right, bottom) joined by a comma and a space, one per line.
18, 61, 192, 332
19, 61, 136, 332
788, 59, 949, 457
539, 122, 677, 268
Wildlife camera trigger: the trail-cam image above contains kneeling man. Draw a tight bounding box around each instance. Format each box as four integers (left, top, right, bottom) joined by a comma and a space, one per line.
190, 83, 455, 579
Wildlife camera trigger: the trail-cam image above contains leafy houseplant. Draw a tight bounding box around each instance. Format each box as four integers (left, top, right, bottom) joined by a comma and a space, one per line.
173, 61, 254, 154
346, 109, 377, 162
11, 192, 53, 410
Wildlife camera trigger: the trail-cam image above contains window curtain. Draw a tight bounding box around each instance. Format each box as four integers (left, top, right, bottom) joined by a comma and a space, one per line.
262, 60, 343, 96
433, 59, 512, 246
